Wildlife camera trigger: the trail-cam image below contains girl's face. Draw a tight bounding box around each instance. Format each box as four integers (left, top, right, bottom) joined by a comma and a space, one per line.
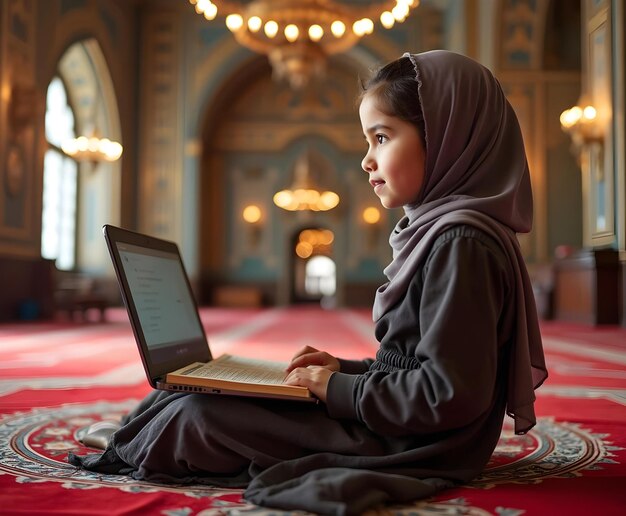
359, 94, 426, 209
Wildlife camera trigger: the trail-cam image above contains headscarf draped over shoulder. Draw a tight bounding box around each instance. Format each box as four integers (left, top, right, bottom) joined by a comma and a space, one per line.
372, 50, 547, 434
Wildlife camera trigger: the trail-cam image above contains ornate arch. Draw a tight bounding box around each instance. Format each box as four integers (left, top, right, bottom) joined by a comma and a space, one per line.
196, 50, 389, 305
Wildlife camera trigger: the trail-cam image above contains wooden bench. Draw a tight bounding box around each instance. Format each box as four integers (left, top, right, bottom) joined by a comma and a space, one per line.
55, 274, 109, 322
212, 286, 263, 308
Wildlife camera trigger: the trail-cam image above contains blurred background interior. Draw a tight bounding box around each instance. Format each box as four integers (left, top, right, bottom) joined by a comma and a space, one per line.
0, 0, 624, 327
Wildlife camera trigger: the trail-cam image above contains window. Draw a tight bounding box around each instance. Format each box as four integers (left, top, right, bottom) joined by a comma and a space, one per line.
41, 76, 78, 270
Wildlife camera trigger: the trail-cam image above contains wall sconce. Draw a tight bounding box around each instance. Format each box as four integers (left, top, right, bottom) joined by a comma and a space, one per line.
560, 105, 603, 145
242, 204, 263, 247
362, 206, 381, 248
560, 104, 604, 178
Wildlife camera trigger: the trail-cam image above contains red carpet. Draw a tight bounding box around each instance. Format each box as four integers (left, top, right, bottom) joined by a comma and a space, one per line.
1, 307, 625, 515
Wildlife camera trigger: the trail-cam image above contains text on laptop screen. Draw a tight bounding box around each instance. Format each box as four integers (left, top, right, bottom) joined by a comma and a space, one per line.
116, 242, 204, 354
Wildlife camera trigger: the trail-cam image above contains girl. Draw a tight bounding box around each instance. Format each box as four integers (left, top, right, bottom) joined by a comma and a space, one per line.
70, 50, 547, 515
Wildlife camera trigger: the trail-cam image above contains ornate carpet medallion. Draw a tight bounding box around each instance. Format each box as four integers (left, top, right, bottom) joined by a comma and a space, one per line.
474, 418, 621, 486
0, 400, 621, 514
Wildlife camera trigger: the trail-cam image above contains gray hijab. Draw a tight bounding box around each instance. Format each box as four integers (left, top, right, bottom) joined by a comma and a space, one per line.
372, 50, 547, 434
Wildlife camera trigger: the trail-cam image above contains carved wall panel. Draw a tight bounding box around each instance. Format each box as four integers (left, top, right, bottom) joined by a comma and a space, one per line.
0, 0, 40, 258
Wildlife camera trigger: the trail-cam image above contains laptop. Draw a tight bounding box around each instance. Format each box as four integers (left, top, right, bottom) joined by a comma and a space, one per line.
103, 224, 316, 403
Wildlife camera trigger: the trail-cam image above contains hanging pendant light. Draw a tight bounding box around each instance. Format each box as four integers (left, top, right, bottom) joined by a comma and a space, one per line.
61, 64, 123, 164
61, 127, 123, 163
273, 150, 339, 211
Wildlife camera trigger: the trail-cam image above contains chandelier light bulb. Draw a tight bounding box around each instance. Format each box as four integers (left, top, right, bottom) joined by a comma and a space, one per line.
308, 24, 324, 41
307, 189, 320, 205
392, 3, 410, 21
203, 3, 218, 20
77, 136, 89, 151
319, 191, 339, 210
559, 107, 580, 129
284, 24, 299, 42
583, 105, 597, 121
331, 20, 346, 37
248, 16, 262, 32
320, 229, 334, 245
195, 0, 215, 17
296, 241, 313, 258
87, 137, 99, 152
362, 18, 374, 34
106, 141, 123, 161
226, 13, 243, 32
195, 0, 209, 14
99, 138, 110, 151
61, 140, 77, 155
352, 20, 365, 37
273, 191, 289, 208
568, 106, 583, 124
264, 20, 279, 38
380, 11, 395, 28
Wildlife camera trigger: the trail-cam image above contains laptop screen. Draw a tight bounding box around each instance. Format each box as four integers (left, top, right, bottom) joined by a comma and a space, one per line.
116, 242, 205, 365
103, 224, 211, 386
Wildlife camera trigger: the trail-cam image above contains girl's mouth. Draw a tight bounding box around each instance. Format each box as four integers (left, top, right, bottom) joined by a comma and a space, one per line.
370, 179, 385, 192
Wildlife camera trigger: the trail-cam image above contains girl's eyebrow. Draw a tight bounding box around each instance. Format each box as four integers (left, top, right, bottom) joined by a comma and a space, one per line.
364, 123, 392, 135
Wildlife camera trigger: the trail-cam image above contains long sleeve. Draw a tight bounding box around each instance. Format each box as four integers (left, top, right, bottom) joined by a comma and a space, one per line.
326, 226, 514, 437
337, 358, 373, 374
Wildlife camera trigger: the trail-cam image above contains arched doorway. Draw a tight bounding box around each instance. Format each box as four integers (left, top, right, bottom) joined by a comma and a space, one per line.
197, 54, 365, 307
291, 227, 336, 307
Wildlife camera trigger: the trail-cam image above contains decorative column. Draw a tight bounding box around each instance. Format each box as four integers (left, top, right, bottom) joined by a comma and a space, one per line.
138, 10, 184, 244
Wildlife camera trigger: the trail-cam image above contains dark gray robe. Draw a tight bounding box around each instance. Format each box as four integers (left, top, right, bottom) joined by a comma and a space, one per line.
70, 225, 514, 515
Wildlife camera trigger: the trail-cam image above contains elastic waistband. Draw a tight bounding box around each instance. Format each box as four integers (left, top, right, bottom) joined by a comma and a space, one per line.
371, 349, 420, 372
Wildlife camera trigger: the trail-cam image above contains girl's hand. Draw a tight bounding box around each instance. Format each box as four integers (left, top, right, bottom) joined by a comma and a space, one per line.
285, 345, 340, 373
283, 366, 334, 403
283, 346, 340, 403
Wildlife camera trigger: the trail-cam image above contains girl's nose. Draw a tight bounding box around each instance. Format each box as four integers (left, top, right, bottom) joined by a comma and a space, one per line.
361, 152, 375, 173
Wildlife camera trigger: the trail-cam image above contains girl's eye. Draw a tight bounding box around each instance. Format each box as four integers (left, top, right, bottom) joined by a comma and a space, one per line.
376, 134, 387, 144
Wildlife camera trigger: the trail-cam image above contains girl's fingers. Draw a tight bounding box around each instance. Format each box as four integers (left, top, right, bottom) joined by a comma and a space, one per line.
283, 366, 332, 403
286, 351, 331, 372
289, 345, 319, 361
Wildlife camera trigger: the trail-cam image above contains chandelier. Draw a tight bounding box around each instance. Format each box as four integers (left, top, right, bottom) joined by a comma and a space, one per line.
61, 130, 123, 163
273, 150, 340, 211
188, 0, 418, 88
